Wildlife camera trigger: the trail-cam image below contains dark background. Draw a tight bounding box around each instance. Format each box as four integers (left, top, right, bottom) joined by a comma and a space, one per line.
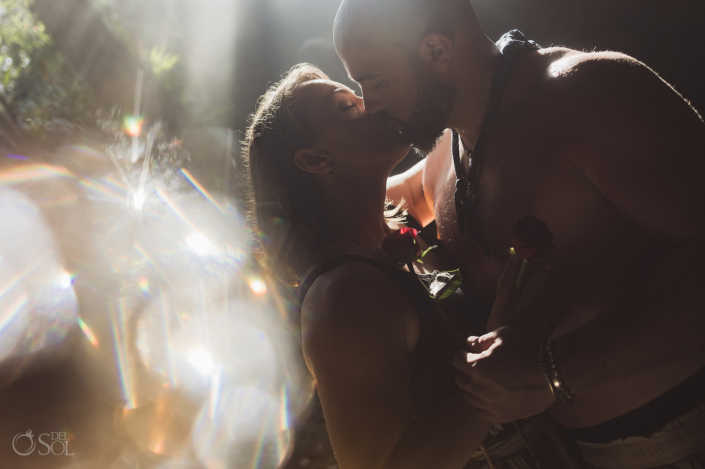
219, 0, 704, 175
226, 0, 705, 131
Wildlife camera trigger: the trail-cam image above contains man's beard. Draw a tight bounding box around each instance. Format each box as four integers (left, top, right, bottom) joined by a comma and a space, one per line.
400, 77, 457, 156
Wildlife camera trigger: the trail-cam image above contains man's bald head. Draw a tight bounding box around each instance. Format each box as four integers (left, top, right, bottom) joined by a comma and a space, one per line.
334, 0, 487, 155
334, 0, 478, 59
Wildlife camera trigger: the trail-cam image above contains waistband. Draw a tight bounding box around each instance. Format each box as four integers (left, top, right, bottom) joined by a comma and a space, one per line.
576, 398, 705, 469
562, 365, 705, 443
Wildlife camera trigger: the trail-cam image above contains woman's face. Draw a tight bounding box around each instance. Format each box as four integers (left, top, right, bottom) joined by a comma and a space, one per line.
298, 79, 411, 175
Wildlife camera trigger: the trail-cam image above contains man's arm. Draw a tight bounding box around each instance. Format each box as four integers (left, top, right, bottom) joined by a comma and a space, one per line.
454, 52, 705, 423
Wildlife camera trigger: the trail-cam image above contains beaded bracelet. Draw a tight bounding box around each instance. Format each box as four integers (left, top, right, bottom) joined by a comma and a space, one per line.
539, 341, 574, 404
538, 342, 558, 402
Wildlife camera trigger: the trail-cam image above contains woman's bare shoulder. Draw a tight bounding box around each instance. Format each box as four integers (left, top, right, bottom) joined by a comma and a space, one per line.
301, 261, 419, 356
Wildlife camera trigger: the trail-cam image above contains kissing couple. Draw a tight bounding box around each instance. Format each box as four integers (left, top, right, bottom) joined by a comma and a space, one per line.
244, 0, 705, 467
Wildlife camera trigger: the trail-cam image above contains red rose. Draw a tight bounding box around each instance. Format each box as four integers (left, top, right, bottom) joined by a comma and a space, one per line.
511, 215, 554, 260
382, 228, 422, 265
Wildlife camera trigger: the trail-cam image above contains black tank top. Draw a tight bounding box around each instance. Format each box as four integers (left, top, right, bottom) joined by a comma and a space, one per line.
299, 255, 489, 415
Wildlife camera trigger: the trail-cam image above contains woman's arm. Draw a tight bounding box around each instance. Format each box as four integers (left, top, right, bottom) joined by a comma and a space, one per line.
386, 158, 434, 228
302, 262, 490, 469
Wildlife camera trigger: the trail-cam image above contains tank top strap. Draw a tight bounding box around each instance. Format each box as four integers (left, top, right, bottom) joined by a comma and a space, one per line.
452, 29, 541, 251
298, 255, 421, 306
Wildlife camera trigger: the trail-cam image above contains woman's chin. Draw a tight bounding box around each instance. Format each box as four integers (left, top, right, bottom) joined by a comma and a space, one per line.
382, 127, 413, 152
388, 143, 413, 167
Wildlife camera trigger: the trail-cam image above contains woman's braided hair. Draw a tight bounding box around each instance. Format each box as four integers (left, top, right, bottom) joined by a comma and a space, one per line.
242, 64, 329, 286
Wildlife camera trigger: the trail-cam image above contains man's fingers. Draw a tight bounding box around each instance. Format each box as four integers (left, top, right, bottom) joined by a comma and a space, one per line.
465, 331, 498, 352
453, 349, 493, 374
462, 343, 499, 364
453, 350, 479, 371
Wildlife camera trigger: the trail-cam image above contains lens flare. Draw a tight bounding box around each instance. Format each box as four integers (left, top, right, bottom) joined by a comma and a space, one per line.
78, 178, 127, 203
156, 189, 198, 232
77, 317, 99, 348
124, 116, 145, 137
0, 164, 74, 185
189, 349, 215, 376
0, 188, 78, 364
187, 233, 212, 256
59, 271, 74, 289
110, 299, 138, 410
134, 190, 146, 210
133, 288, 311, 468
249, 278, 267, 295
0, 259, 30, 362
180, 168, 224, 215
191, 387, 292, 469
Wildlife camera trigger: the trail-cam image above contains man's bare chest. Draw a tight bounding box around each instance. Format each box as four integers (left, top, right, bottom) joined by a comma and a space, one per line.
432, 131, 589, 259
430, 132, 657, 316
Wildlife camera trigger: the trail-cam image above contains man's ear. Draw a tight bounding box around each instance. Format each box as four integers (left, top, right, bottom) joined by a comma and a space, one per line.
293, 148, 334, 175
417, 33, 454, 74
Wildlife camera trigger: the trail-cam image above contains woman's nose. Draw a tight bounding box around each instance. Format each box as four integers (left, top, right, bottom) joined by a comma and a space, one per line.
354, 96, 367, 114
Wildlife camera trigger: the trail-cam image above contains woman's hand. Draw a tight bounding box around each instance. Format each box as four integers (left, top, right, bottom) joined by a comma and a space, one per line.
485, 255, 565, 341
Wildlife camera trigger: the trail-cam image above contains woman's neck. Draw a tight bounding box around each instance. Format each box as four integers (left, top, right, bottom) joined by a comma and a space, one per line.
315, 171, 392, 258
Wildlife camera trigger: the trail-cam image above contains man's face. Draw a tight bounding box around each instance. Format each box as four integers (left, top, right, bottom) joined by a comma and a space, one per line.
339, 41, 456, 155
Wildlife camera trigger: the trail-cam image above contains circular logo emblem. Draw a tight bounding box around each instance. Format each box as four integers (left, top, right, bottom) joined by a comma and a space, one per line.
12, 430, 36, 456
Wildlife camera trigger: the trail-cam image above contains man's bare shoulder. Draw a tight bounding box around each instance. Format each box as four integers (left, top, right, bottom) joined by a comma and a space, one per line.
538, 48, 694, 113
543, 47, 643, 78
528, 47, 703, 138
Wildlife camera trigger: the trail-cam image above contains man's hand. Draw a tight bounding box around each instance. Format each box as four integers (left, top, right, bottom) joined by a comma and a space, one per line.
457, 255, 565, 423
453, 327, 556, 423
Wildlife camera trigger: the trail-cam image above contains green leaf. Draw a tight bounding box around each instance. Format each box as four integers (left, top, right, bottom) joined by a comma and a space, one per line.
149, 44, 179, 76
428, 269, 462, 300
419, 245, 437, 258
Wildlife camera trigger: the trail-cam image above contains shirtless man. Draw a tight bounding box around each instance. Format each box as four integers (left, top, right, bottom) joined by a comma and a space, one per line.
334, 0, 705, 465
